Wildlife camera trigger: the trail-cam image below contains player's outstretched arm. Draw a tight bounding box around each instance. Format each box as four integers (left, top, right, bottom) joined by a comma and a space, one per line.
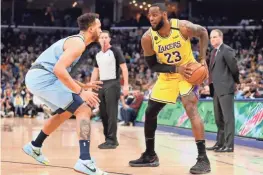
141, 31, 176, 73
53, 37, 86, 94
179, 20, 209, 64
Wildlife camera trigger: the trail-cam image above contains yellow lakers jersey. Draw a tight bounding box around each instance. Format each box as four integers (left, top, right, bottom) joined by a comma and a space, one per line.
149, 18, 196, 79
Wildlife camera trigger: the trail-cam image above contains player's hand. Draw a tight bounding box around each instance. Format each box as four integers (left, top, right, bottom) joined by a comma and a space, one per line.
177, 65, 192, 79
200, 59, 207, 66
122, 85, 129, 97
83, 81, 103, 91
80, 90, 100, 107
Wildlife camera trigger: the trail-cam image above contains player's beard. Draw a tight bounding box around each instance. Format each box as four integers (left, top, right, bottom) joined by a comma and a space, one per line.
152, 17, 164, 31
92, 32, 99, 42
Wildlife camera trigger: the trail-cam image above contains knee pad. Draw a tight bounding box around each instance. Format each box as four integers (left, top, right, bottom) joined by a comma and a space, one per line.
66, 94, 84, 114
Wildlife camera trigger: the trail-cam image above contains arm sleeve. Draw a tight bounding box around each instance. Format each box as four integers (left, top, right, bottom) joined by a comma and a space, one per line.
111, 47, 126, 64
145, 54, 176, 73
223, 47, 240, 84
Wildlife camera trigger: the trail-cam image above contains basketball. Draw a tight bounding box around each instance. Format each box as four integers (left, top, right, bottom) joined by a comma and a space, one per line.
185, 62, 207, 85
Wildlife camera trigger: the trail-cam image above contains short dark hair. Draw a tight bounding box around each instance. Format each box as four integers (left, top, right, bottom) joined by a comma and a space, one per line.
101, 30, 111, 37
77, 13, 99, 31
150, 3, 167, 12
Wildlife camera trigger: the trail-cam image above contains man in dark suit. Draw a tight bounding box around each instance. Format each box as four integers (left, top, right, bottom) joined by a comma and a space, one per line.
206, 29, 240, 152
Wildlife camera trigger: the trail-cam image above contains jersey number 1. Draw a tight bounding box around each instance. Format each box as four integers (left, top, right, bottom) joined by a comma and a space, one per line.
164, 51, 182, 63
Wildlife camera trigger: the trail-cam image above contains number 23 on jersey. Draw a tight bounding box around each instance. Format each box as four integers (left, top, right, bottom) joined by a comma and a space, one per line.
164, 51, 182, 64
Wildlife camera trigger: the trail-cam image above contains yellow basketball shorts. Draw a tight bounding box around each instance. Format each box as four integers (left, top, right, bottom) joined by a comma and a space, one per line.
150, 76, 198, 104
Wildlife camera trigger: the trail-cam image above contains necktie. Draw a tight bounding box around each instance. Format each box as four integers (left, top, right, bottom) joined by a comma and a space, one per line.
208, 49, 217, 84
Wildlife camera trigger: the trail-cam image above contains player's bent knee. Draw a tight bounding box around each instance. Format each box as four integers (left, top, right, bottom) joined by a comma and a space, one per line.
67, 94, 85, 114
51, 94, 85, 115
74, 103, 92, 118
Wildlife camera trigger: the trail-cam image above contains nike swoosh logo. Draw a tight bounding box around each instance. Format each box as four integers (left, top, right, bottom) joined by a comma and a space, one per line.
83, 164, 96, 173
156, 41, 161, 44
173, 35, 179, 39
33, 150, 40, 156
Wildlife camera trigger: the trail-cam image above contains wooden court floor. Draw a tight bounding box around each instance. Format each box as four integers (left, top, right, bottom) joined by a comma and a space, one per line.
1, 117, 263, 175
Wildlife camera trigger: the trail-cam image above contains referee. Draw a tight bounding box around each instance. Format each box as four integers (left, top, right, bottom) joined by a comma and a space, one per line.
91, 30, 129, 149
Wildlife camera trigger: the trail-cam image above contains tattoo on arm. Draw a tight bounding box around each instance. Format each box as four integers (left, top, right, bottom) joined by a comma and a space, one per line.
79, 119, 91, 140
179, 20, 209, 61
141, 30, 155, 56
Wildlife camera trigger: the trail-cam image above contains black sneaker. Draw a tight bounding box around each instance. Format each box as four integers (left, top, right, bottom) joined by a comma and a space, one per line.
129, 152, 159, 167
98, 142, 118, 149
190, 155, 211, 174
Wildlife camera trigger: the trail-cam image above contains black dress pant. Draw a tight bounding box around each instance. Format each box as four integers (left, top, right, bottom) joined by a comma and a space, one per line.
98, 79, 120, 143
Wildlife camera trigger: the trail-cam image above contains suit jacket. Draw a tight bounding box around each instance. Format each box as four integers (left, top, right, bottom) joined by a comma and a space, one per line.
209, 43, 240, 97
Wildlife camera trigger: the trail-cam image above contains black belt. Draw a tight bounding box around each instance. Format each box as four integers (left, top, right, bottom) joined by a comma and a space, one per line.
101, 79, 119, 83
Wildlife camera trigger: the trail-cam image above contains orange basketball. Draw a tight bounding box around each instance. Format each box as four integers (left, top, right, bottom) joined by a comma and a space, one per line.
185, 62, 207, 85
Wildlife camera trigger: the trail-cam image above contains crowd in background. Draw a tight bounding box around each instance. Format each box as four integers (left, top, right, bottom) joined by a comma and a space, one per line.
2, 6, 263, 28
1, 8, 263, 118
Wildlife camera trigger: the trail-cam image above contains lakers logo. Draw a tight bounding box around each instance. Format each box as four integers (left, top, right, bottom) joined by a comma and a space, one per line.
158, 41, 181, 53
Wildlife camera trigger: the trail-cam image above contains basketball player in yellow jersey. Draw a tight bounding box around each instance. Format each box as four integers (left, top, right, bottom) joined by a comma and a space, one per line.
129, 3, 211, 174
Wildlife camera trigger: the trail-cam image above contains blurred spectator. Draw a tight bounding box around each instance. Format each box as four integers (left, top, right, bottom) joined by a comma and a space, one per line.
14, 92, 24, 117
1, 88, 15, 118
1, 21, 262, 119
120, 86, 144, 126
23, 99, 38, 118
199, 85, 211, 99
117, 92, 127, 122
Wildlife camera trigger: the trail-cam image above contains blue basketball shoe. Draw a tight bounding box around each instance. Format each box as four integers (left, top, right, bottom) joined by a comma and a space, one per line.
22, 142, 49, 165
